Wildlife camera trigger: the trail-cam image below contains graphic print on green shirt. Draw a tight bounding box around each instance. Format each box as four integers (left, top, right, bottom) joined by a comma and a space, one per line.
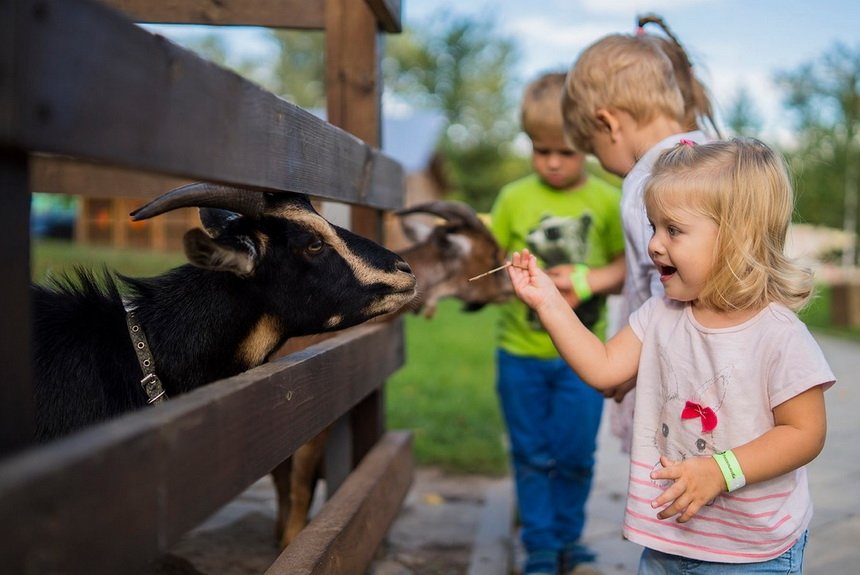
490, 173, 624, 358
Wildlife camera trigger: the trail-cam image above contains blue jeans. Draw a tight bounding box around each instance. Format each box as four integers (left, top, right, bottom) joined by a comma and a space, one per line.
638, 530, 808, 574
496, 349, 604, 567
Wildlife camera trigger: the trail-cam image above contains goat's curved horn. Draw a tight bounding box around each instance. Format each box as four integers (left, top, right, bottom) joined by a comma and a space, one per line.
130, 183, 268, 221
396, 201, 487, 231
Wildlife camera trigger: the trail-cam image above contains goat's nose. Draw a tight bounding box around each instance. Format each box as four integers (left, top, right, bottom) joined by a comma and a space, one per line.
395, 260, 413, 275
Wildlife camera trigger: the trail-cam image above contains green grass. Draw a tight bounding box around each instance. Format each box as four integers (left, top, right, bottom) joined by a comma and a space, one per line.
799, 284, 860, 341
32, 239, 185, 283
387, 300, 508, 476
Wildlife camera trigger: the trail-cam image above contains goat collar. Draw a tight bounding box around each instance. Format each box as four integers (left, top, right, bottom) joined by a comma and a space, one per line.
122, 300, 168, 405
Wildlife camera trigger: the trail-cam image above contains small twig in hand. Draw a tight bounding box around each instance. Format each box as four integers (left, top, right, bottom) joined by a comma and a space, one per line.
468, 261, 527, 282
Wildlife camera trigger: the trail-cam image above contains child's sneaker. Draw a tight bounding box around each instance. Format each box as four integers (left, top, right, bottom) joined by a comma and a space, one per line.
523, 549, 559, 574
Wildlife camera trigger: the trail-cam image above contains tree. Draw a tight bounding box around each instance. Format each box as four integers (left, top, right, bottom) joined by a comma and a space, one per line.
383, 15, 526, 210
724, 86, 763, 138
264, 30, 326, 108
776, 42, 860, 266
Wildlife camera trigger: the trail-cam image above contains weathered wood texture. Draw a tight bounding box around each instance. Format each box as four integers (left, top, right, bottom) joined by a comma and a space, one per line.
102, 0, 327, 29
0, 321, 405, 575
100, 0, 402, 32
1, 0, 404, 209
0, 151, 33, 456
266, 431, 414, 575
2, 0, 411, 572
325, 0, 390, 467
30, 155, 192, 199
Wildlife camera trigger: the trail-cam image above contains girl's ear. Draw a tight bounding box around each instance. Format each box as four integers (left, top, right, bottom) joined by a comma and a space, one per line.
595, 108, 622, 142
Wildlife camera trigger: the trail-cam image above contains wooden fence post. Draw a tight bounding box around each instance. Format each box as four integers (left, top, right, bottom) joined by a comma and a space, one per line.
0, 151, 34, 456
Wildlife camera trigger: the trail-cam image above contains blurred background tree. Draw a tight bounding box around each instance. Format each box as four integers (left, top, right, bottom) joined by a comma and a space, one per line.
383, 15, 528, 211
724, 85, 763, 138
776, 42, 860, 266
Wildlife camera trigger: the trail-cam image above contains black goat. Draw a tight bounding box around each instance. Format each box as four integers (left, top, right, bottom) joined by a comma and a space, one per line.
32, 184, 417, 441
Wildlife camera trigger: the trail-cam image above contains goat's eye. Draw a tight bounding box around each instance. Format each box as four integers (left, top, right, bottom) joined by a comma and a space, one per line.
306, 239, 324, 255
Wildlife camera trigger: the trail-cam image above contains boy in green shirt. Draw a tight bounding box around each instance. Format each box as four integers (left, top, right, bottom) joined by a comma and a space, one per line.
490, 72, 624, 575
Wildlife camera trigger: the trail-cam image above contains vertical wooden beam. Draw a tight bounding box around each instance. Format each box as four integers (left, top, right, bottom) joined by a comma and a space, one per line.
325, 0, 381, 146
325, 0, 386, 467
0, 151, 34, 456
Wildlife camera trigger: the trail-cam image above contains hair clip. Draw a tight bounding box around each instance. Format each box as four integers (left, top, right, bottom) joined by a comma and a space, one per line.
679, 138, 697, 147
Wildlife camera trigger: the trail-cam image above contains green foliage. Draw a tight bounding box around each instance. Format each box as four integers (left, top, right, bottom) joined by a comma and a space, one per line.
264, 30, 326, 108
798, 284, 860, 341
775, 42, 860, 262
724, 86, 763, 138
384, 15, 524, 210
387, 300, 508, 475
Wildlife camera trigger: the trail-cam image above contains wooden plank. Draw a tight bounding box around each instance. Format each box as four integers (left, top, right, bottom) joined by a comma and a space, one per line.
366, 0, 403, 33
326, 0, 382, 148
2, 0, 404, 210
0, 151, 33, 457
0, 320, 405, 575
99, 0, 401, 33
266, 431, 414, 575
325, 0, 385, 237
0, 0, 15, 134
30, 155, 192, 198
101, 0, 325, 29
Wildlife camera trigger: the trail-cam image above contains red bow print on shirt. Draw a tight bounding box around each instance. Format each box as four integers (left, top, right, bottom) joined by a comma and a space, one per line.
681, 400, 718, 433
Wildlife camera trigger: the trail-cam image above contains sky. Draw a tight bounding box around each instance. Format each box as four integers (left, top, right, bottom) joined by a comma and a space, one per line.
403, 0, 860, 144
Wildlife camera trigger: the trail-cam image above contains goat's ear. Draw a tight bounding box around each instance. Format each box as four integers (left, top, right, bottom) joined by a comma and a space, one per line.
399, 217, 434, 244
183, 228, 258, 277
199, 208, 240, 237
439, 229, 472, 258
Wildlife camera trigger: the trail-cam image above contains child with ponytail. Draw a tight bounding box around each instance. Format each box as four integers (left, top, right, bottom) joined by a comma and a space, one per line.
507, 138, 834, 574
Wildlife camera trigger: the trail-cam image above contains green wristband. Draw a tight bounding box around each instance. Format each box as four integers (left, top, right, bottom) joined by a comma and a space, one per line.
713, 450, 746, 492
570, 264, 592, 302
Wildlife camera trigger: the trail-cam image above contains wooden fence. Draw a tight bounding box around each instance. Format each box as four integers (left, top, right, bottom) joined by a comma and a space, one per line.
0, 0, 414, 573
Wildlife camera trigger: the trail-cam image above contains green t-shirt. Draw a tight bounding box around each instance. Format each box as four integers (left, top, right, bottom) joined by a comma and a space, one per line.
490, 173, 624, 358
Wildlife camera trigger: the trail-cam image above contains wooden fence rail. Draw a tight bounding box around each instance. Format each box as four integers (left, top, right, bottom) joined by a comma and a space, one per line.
0, 0, 411, 573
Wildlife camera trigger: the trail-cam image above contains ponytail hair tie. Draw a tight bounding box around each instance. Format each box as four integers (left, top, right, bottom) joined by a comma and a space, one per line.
636, 26, 646, 36
679, 138, 697, 147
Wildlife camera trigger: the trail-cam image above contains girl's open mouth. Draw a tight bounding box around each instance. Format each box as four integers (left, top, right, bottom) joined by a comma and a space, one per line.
658, 265, 677, 281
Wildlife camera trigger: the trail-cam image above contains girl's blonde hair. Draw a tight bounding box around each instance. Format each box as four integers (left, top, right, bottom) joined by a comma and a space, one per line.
644, 138, 814, 312
562, 34, 684, 153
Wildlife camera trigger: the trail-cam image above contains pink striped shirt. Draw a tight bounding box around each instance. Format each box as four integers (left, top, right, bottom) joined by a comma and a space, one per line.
624, 296, 835, 562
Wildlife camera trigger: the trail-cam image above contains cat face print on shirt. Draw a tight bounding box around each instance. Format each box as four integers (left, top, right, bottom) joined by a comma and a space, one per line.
649, 345, 732, 487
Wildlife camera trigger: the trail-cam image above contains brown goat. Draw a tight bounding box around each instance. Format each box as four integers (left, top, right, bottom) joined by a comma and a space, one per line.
271, 200, 511, 549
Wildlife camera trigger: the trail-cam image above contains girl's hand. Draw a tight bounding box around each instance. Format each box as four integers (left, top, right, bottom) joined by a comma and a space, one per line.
649, 455, 724, 523
507, 250, 559, 311
603, 378, 636, 402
